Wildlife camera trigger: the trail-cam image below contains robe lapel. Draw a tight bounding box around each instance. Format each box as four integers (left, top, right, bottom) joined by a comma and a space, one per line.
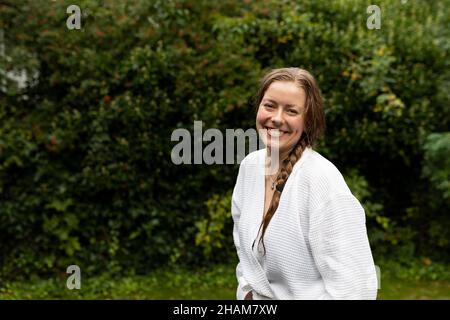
246, 149, 275, 299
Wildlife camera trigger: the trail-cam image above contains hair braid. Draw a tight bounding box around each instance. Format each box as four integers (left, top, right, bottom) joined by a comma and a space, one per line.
253, 137, 308, 255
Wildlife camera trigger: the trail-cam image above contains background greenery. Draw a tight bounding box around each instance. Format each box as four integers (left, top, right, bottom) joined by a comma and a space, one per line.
1, 260, 450, 300
0, 0, 449, 299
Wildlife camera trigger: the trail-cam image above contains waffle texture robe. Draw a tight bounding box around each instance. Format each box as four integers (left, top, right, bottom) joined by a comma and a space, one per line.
232, 147, 378, 300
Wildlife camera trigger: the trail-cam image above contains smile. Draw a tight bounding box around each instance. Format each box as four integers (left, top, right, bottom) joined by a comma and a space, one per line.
266, 127, 289, 138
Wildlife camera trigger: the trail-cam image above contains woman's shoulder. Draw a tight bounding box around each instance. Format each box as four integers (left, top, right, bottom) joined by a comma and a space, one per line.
300, 148, 351, 194
305, 148, 342, 175
238, 148, 266, 169
234, 148, 265, 182
244, 147, 265, 163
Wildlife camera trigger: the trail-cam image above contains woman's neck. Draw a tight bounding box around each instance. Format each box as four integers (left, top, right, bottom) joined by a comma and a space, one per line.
265, 147, 291, 175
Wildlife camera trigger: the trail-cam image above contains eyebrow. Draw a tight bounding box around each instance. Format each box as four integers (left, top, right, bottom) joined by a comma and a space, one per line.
262, 99, 299, 109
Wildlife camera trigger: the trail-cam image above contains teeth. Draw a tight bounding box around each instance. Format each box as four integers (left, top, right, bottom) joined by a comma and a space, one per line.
267, 128, 283, 137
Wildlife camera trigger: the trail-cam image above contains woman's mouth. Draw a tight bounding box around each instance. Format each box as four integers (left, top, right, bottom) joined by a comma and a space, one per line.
266, 127, 288, 138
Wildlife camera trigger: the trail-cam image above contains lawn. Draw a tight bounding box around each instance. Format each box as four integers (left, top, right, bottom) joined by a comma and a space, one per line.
1, 263, 449, 300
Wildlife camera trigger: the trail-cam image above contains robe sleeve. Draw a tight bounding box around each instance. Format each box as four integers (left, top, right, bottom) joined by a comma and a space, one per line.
309, 193, 378, 300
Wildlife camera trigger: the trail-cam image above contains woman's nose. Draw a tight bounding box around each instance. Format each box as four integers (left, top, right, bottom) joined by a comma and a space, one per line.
271, 108, 284, 126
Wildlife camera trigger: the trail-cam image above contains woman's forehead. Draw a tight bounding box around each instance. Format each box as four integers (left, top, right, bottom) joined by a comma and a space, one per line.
263, 81, 306, 106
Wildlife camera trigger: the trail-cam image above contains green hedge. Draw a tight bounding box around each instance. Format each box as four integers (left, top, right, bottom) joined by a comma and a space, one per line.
0, 0, 449, 280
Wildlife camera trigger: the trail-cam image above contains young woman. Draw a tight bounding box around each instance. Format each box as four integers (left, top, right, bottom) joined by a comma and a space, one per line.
231, 67, 378, 300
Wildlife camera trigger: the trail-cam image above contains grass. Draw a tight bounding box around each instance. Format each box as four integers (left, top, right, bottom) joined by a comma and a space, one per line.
377, 274, 450, 300
1, 262, 449, 300
0, 264, 237, 300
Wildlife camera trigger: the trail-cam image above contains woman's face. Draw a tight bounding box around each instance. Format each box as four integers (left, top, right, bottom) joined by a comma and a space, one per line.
256, 81, 306, 155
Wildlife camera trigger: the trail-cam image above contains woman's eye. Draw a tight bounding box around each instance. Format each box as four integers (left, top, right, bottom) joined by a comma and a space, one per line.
264, 104, 274, 108
288, 109, 298, 114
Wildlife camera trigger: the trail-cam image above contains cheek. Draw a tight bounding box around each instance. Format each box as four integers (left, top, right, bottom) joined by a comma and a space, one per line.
291, 122, 305, 138
256, 109, 268, 126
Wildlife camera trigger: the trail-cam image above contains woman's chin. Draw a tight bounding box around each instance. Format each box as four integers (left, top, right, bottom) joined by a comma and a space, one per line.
266, 143, 285, 153
267, 143, 296, 157
261, 136, 291, 153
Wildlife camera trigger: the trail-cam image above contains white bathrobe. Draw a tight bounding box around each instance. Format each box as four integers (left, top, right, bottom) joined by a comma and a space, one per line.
231, 146, 378, 300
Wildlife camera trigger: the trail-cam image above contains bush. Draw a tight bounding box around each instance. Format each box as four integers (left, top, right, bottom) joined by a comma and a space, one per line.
0, 0, 448, 280
418, 132, 450, 257
195, 191, 235, 262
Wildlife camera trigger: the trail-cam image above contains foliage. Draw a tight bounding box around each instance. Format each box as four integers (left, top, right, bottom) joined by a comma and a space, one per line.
419, 132, 450, 254
0, 0, 449, 280
0, 263, 238, 300
422, 132, 450, 200
344, 170, 390, 252
1, 261, 449, 300
195, 191, 235, 261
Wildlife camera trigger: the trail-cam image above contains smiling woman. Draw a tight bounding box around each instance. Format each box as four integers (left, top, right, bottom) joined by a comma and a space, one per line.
231, 67, 378, 300
256, 81, 306, 162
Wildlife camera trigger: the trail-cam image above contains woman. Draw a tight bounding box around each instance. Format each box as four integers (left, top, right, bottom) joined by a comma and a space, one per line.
231, 67, 378, 300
